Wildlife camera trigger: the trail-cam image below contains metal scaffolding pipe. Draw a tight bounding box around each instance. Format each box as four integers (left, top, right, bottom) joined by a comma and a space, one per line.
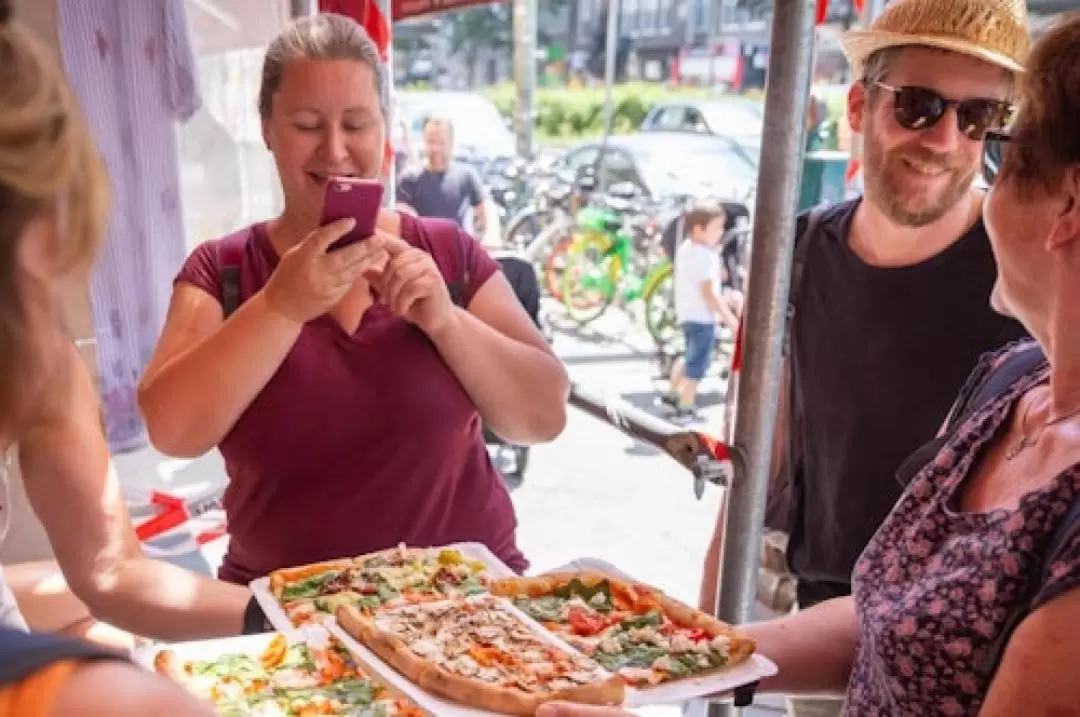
378, 0, 395, 205
708, 0, 816, 714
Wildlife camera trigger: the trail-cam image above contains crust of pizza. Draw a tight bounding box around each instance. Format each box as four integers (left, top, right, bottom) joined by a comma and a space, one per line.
488, 571, 614, 599
268, 559, 357, 598
647, 591, 756, 664
490, 571, 756, 669
152, 649, 191, 686
336, 605, 625, 716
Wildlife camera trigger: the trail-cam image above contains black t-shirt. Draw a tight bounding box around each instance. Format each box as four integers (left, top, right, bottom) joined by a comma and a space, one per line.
787, 199, 1029, 607
396, 164, 485, 231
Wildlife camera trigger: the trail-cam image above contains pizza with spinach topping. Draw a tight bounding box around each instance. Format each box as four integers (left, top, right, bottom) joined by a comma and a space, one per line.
488, 572, 756, 687
153, 633, 428, 717
268, 544, 490, 627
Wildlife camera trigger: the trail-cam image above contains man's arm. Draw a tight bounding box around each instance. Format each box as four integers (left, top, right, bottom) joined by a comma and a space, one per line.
467, 167, 488, 236
699, 355, 792, 612
395, 173, 417, 216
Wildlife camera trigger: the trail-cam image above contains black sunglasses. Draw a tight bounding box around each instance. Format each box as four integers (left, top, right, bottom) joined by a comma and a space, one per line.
871, 81, 1013, 141
982, 130, 1014, 186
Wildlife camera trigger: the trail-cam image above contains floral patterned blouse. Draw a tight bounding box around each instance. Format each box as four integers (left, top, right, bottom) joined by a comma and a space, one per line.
846, 341, 1080, 716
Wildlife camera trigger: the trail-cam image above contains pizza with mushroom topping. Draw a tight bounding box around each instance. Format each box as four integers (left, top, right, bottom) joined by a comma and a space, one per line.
268, 544, 491, 627
335, 597, 625, 715
488, 572, 756, 687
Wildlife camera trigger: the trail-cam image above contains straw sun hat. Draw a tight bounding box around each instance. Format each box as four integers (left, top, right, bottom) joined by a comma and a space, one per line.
841, 0, 1031, 76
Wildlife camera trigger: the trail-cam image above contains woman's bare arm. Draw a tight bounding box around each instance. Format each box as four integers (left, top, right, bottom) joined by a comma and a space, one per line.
429, 273, 569, 445
980, 588, 1080, 716
744, 596, 860, 697
50, 660, 214, 716
137, 286, 303, 457
19, 344, 250, 640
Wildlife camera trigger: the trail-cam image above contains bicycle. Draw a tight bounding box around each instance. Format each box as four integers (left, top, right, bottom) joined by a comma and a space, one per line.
560, 204, 673, 338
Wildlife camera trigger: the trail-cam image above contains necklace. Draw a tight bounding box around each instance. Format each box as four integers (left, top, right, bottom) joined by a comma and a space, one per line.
1005, 400, 1080, 461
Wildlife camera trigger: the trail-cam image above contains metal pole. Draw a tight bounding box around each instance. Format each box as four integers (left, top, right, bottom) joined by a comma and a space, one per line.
289, 0, 316, 18
705, 0, 717, 88
708, 0, 815, 715
599, 0, 620, 146
379, 0, 396, 206
513, 0, 538, 158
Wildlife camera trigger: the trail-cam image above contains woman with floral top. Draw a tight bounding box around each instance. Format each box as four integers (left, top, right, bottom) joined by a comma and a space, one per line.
540, 11, 1080, 717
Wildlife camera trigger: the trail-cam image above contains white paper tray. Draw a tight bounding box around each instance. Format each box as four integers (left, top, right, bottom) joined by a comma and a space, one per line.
551, 557, 779, 708
133, 629, 326, 670
134, 630, 434, 715
325, 594, 618, 717
250, 542, 517, 637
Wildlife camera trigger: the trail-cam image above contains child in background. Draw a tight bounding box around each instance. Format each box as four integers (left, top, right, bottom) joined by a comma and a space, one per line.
666, 201, 740, 419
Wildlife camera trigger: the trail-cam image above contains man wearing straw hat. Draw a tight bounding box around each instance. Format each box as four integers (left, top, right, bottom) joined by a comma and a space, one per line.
701, 1, 1030, 714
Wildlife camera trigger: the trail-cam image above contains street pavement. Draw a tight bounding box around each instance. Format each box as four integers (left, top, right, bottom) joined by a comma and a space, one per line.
119, 299, 784, 716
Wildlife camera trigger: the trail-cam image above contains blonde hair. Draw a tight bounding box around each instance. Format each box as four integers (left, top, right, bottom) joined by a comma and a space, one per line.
0, 4, 108, 431
258, 13, 387, 121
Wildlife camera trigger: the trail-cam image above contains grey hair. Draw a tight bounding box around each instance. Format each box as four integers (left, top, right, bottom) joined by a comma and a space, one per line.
258, 13, 388, 121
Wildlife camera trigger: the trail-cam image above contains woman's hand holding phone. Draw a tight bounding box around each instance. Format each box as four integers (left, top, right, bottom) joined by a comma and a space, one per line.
263, 218, 390, 324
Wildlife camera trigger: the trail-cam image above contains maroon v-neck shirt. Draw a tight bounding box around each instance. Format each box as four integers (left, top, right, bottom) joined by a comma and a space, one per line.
175, 215, 527, 583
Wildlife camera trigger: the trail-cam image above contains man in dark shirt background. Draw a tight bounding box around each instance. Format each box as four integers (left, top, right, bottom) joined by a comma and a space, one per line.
396, 115, 488, 238
698, 2, 1029, 716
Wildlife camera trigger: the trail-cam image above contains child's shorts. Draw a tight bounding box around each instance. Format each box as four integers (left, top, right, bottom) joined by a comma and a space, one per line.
682, 321, 716, 380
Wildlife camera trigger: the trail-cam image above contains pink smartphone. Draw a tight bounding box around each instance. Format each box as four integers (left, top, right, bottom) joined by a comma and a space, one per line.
320, 176, 384, 251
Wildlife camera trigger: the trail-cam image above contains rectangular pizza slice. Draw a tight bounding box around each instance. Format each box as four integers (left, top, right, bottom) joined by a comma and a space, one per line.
153, 633, 429, 716
336, 597, 626, 716
488, 572, 756, 687
268, 544, 492, 627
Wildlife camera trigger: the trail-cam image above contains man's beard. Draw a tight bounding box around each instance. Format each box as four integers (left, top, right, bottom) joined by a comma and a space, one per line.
862, 118, 975, 228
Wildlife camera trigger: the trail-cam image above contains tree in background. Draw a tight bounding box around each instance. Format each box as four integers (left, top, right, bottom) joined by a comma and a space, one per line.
443, 0, 570, 87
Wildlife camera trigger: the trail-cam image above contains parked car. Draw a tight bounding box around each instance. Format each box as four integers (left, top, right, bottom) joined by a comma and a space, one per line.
556, 132, 759, 204
639, 96, 764, 151
394, 91, 517, 175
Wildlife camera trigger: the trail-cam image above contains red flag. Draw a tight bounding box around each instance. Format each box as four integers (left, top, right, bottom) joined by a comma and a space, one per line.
391, 0, 498, 21
853, 0, 866, 13
815, 0, 829, 25
319, 0, 390, 61
318, 0, 393, 171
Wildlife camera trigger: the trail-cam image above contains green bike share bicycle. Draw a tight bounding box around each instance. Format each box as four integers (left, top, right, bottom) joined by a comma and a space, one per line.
559, 185, 752, 374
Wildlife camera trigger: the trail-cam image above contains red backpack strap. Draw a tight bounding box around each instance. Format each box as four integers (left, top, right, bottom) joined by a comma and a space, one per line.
215, 227, 252, 319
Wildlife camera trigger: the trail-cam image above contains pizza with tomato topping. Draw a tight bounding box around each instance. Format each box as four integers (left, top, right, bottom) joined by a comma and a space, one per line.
153, 633, 428, 716
269, 544, 491, 627
335, 597, 625, 715
488, 572, 756, 687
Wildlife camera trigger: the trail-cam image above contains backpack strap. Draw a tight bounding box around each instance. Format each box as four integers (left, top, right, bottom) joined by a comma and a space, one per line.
0, 628, 127, 686
784, 205, 830, 358
976, 492, 1080, 678
412, 217, 471, 309
215, 227, 252, 320
783, 205, 833, 472
894, 342, 1046, 487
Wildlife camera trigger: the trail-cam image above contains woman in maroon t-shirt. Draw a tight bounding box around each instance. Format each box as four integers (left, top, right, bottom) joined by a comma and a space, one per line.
138, 14, 567, 584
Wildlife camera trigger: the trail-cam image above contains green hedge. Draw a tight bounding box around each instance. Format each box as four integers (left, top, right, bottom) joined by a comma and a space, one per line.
480, 82, 762, 140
